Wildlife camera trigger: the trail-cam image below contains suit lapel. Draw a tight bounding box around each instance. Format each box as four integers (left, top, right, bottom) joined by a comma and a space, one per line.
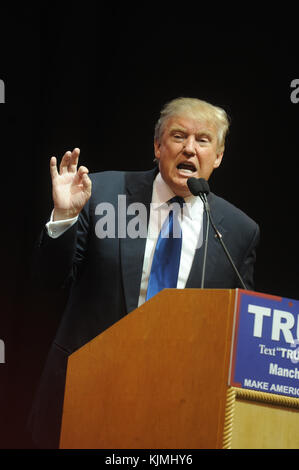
120, 168, 158, 313
186, 192, 227, 288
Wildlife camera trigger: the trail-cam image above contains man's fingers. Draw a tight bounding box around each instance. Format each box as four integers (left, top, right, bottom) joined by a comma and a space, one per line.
82, 173, 92, 194
58, 148, 80, 174
78, 165, 89, 176
59, 151, 72, 174
69, 148, 80, 173
50, 156, 59, 180
51, 148, 87, 190
72, 165, 89, 184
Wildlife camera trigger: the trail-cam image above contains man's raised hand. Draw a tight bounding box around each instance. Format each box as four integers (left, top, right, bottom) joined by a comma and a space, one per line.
50, 148, 92, 221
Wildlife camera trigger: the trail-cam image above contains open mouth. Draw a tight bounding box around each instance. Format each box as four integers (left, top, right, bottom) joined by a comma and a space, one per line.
177, 162, 197, 175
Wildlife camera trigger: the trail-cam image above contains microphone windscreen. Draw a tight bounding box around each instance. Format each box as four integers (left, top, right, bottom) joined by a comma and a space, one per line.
187, 177, 210, 196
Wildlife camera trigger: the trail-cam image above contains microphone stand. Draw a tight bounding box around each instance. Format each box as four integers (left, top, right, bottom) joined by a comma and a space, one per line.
200, 193, 210, 289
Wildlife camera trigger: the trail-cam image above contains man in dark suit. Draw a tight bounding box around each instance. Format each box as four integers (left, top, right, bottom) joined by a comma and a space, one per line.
30, 97, 259, 448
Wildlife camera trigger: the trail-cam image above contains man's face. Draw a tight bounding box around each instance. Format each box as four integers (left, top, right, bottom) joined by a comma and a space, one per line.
154, 115, 224, 197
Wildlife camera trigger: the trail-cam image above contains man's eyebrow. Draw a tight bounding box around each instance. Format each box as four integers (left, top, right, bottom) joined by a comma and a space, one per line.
169, 126, 213, 139
196, 130, 213, 139
169, 126, 187, 134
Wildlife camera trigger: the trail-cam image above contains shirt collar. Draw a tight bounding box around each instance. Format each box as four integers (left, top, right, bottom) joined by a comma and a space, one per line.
152, 172, 203, 220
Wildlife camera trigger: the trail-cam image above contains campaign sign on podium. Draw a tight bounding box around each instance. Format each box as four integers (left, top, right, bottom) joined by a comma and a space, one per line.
230, 290, 299, 398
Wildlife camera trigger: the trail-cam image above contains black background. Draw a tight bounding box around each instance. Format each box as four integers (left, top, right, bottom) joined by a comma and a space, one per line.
0, 5, 298, 448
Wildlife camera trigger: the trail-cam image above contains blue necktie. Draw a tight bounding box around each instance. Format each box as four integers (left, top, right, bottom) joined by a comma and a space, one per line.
146, 196, 184, 301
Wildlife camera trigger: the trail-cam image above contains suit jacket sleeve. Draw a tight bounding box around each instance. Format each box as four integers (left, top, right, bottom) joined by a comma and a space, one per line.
33, 199, 91, 291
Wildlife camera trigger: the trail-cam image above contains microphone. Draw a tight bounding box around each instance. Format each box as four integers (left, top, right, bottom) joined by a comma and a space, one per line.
187, 177, 247, 290
187, 177, 210, 198
187, 177, 210, 288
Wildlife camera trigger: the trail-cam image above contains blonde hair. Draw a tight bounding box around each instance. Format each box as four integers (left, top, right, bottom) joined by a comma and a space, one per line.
154, 97, 230, 151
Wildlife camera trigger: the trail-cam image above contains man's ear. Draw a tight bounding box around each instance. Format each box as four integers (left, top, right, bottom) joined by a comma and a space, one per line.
213, 150, 224, 169
154, 139, 161, 161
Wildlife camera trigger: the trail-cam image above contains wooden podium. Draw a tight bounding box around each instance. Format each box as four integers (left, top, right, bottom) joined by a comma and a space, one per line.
59, 289, 299, 449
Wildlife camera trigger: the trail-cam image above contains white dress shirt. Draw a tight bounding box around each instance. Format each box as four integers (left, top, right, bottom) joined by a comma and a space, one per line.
46, 172, 204, 306
138, 173, 203, 305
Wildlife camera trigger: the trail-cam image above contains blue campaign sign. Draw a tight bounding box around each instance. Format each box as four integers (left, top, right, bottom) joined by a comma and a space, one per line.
229, 290, 299, 398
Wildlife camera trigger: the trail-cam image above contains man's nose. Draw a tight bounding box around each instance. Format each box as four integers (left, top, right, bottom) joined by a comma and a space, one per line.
183, 136, 196, 155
